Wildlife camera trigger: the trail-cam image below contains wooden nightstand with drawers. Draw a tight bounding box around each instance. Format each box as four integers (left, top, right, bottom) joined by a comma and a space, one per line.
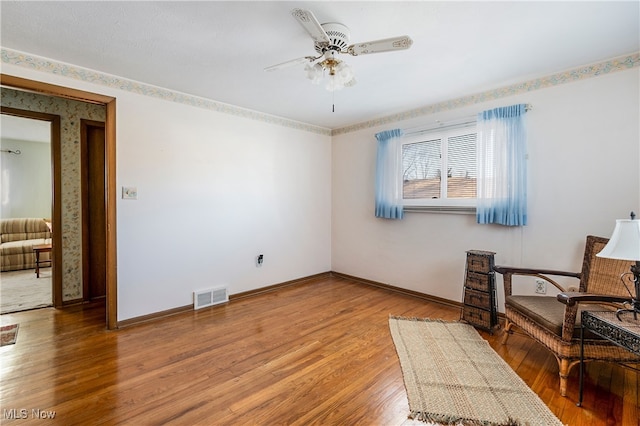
461, 250, 498, 333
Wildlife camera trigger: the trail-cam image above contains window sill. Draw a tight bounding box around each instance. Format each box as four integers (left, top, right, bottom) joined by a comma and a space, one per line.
403, 206, 476, 215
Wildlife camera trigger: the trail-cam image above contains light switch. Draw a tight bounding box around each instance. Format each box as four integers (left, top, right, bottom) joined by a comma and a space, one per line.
122, 186, 137, 200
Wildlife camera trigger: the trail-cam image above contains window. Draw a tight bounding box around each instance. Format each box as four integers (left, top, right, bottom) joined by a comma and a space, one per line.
401, 125, 477, 209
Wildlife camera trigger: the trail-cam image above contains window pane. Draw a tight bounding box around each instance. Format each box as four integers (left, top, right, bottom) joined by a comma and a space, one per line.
402, 139, 441, 199
447, 133, 476, 199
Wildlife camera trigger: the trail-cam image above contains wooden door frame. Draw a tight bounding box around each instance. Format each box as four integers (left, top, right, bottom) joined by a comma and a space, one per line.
0, 106, 62, 307
1, 74, 118, 329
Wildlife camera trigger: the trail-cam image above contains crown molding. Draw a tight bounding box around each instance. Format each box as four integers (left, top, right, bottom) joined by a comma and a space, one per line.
332, 52, 640, 136
3, 48, 637, 138
1, 48, 332, 136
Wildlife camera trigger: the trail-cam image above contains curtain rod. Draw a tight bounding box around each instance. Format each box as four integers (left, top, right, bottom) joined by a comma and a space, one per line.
1, 149, 21, 155
404, 103, 533, 136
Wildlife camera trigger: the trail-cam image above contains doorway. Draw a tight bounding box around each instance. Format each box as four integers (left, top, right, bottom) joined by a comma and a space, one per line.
0, 108, 62, 312
81, 120, 106, 301
1, 74, 118, 329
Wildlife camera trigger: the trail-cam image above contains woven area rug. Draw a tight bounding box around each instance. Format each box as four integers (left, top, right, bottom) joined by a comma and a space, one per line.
389, 317, 562, 426
1, 324, 19, 346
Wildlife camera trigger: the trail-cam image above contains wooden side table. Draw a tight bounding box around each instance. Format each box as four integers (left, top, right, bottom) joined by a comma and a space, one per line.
33, 243, 52, 278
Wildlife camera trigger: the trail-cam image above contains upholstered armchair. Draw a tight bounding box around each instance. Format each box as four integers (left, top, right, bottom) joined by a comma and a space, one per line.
494, 235, 640, 396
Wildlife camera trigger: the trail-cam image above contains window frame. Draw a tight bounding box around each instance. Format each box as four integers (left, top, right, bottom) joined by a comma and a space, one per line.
400, 123, 477, 210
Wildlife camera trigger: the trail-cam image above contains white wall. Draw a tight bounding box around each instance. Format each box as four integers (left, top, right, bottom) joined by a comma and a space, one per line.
332, 69, 640, 310
3, 59, 638, 321
115, 92, 331, 319
2, 62, 332, 321
0, 138, 51, 219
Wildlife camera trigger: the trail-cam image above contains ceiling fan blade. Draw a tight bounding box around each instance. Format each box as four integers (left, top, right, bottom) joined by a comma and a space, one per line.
346, 35, 413, 56
291, 8, 330, 44
264, 56, 317, 72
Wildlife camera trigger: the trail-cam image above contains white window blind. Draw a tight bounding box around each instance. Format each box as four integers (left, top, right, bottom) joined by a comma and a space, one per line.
401, 125, 477, 209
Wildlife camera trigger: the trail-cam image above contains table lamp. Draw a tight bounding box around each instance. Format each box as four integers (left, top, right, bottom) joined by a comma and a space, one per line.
596, 211, 640, 320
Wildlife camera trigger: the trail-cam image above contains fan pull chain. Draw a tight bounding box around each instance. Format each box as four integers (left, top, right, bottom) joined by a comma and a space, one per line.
332, 91, 335, 113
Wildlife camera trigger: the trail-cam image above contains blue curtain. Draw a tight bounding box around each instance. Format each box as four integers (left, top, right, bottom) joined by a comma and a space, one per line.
476, 104, 528, 226
375, 129, 404, 219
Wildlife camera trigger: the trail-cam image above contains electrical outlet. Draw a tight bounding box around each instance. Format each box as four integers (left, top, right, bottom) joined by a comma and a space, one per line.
256, 254, 264, 267
535, 279, 547, 294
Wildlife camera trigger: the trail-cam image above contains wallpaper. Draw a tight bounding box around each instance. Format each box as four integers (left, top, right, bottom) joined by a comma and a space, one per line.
332, 53, 640, 135
1, 48, 332, 136
2, 48, 638, 137
1, 88, 106, 301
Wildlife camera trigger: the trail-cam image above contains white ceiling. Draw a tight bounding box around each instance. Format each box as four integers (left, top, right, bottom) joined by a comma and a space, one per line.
1, 1, 638, 130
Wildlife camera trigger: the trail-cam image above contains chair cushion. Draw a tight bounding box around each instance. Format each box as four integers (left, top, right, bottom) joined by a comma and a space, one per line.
505, 295, 611, 339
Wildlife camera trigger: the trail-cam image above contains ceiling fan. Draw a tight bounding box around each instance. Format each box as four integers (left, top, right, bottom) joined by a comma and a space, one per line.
265, 8, 413, 91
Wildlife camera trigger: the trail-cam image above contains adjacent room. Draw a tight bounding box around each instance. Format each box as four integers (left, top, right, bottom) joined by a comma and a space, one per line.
1, 1, 638, 424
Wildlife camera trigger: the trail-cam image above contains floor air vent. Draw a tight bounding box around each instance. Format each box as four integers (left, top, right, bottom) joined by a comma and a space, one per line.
194, 286, 228, 310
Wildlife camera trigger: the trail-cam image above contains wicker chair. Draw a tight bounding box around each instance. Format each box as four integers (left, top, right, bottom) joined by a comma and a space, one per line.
494, 235, 640, 396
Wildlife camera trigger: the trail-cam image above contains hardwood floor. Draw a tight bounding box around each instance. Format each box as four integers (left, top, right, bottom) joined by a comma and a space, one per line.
1, 274, 638, 425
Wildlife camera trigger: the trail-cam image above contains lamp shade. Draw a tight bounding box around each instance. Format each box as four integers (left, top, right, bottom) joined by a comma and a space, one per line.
596, 219, 640, 261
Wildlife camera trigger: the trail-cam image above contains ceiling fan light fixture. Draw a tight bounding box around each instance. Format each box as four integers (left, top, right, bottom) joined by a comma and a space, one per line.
305, 63, 323, 84
304, 56, 355, 91
335, 61, 354, 81
324, 60, 355, 91
269, 9, 412, 92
